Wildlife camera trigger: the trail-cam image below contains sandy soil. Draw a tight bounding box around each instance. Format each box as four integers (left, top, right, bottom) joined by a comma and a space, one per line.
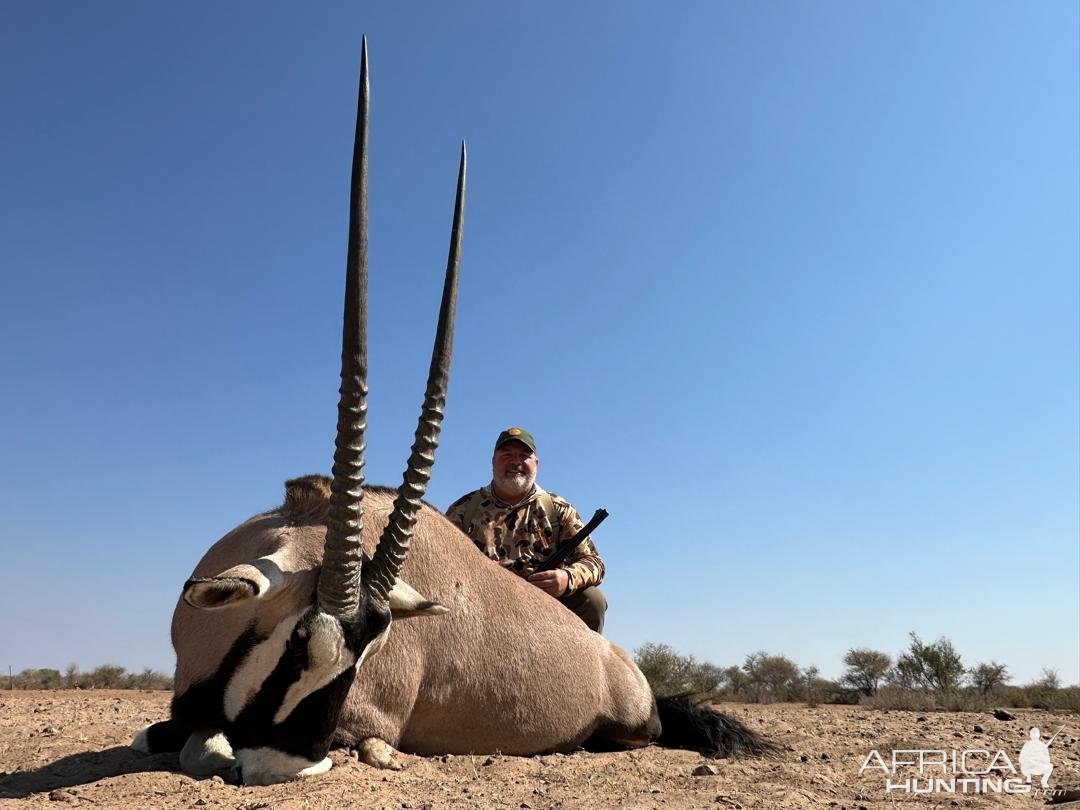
0, 691, 1076, 809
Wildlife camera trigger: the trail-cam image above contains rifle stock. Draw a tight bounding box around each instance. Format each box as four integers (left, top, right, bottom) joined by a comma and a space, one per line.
533, 508, 609, 573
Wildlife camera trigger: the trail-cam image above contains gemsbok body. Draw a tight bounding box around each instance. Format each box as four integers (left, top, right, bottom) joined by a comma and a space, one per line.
133, 40, 773, 786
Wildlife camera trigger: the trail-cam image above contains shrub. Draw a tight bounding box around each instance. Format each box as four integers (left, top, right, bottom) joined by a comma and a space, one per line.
6, 664, 172, 691
634, 643, 722, 700
12, 668, 62, 689
841, 648, 892, 696
969, 661, 1010, 696
890, 633, 965, 692
742, 652, 801, 702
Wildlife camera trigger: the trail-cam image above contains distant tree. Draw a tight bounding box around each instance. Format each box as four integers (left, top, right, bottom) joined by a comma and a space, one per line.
721, 665, 751, 699
15, 668, 62, 689
969, 662, 1010, 696
1029, 668, 1060, 690
634, 643, 697, 698
89, 664, 127, 689
685, 661, 725, 699
841, 648, 892, 696
802, 665, 823, 706
63, 663, 80, 689
891, 633, 965, 692
634, 643, 725, 701
742, 652, 801, 702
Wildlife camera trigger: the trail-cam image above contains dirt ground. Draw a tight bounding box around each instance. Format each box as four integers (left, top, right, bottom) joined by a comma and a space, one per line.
0, 691, 1076, 809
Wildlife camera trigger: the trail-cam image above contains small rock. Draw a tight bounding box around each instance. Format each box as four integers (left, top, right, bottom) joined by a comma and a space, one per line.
992, 709, 1015, 720
401, 803, 412, 809
692, 763, 719, 776
47, 790, 76, 803
41, 726, 57, 735
194, 800, 207, 807
420, 804, 434, 810
800, 755, 809, 762
650, 788, 662, 793
210, 775, 224, 785
520, 803, 532, 809
482, 756, 495, 766
820, 752, 828, 760
953, 731, 963, 737
973, 724, 985, 733
916, 715, 927, 722
854, 793, 870, 801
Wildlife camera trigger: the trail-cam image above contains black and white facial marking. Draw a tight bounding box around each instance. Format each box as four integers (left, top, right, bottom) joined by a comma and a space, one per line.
171, 599, 392, 784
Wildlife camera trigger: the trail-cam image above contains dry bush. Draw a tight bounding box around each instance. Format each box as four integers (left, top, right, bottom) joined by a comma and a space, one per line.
969, 661, 1010, 696
7, 664, 172, 691
860, 684, 941, 712
890, 633, 965, 692
634, 643, 723, 700
841, 648, 892, 696
742, 652, 802, 703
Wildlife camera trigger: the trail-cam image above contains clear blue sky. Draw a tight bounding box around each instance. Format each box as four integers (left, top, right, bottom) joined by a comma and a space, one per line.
1, 2, 1077, 685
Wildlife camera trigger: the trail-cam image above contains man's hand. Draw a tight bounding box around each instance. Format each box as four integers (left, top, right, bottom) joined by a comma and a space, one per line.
527, 569, 569, 597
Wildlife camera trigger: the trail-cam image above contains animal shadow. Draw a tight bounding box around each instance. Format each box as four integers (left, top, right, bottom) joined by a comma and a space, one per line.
0, 746, 179, 798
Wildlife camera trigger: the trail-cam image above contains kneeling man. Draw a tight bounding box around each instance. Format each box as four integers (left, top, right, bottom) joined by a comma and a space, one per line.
445, 427, 607, 633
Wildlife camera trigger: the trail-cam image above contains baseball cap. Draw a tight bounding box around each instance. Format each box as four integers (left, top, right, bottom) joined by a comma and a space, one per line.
494, 427, 536, 453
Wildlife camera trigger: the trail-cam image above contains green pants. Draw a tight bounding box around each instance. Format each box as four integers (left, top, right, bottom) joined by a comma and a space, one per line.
559, 586, 607, 634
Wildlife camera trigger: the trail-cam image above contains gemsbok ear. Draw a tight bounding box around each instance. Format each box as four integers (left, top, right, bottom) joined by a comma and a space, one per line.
387, 578, 449, 620
182, 558, 284, 609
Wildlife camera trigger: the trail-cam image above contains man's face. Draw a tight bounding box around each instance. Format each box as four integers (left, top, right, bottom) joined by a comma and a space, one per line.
492, 440, 538, 497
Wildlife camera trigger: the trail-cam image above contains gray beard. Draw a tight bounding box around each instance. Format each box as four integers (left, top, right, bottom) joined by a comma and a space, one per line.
495, 471, 535, 501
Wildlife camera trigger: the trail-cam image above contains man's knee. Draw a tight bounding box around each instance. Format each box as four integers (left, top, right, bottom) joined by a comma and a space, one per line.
560, 586, 607, 634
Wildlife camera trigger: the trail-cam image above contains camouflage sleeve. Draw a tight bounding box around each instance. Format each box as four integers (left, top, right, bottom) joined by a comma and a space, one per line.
444, 491, 475, 535
552, 495, 605, 594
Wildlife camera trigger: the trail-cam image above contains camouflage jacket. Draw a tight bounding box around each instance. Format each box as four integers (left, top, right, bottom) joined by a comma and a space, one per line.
445, 485, 605, 594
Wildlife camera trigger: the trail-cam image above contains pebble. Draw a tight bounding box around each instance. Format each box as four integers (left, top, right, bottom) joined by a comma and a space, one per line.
47, 790, 76, 803
692, 763, 719, 776
973, 724, 985, 733
992, 709, 1016, 720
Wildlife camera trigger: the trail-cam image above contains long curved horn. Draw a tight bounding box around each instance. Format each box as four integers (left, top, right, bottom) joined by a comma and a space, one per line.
318, 38, 370, 619
364, 143, 466, 606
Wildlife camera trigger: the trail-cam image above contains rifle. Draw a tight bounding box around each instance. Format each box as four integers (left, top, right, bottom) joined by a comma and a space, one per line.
532, 508, 609, 573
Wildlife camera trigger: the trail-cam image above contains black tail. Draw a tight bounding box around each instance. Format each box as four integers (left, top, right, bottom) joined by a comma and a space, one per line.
655, 695, 779, 758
